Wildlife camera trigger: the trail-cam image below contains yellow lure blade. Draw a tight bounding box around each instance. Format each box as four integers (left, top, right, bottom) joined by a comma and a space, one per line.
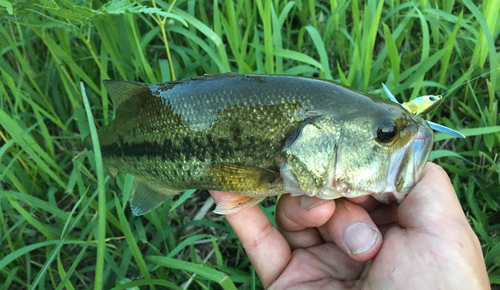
402, 95, 442, 116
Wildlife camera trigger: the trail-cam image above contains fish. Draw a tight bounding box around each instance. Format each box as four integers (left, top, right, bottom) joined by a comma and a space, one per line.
89, 73, 434, 215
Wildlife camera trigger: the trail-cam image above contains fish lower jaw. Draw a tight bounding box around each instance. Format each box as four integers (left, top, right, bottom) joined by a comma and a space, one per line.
285, 183, 340, 199
376, 183, 408, 204
315, 186, 342, 199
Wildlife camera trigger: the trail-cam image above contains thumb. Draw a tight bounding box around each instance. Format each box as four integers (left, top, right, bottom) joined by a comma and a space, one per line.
398, 162, 467, 230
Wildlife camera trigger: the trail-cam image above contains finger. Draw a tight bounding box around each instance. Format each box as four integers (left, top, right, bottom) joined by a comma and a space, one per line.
396, 163, 489, 286
318, 198, 382, 262
377, 223, 398, 236
275, 195, 336, 249
209, 191, 291, 288
398, 162, 468, 230
346, 195, 370, 204
368, 204, 398, 227
348, 195, 381, 212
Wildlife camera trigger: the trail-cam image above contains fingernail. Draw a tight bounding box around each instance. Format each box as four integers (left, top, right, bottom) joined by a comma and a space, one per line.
343, 222, 378, 255
301, 196, 327, 211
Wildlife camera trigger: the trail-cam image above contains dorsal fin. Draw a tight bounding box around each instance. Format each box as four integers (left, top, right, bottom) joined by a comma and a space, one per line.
103, 80, 149, 109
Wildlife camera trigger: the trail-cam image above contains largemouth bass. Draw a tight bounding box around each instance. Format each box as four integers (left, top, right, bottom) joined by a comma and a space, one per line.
91, 73, 433, 215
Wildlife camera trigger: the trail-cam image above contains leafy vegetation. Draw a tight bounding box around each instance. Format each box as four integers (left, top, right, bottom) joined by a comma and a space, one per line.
1, 0, 499, 288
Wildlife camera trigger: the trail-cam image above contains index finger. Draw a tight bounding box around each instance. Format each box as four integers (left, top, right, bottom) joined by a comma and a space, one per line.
209, 191, 291, 288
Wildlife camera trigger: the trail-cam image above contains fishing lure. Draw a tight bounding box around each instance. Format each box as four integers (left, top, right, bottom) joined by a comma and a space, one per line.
382, 67, 499, 139
381, 83, 465, 138
402, 95, 442, 116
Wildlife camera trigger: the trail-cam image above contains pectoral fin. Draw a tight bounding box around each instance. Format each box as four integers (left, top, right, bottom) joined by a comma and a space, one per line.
204, 163, 278, 214
206, 163, 279, 192
130, 177, 180, 216
213, 195, 266, 215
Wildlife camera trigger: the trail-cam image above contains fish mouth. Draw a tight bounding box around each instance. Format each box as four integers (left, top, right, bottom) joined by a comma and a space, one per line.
378, 124, 433, 203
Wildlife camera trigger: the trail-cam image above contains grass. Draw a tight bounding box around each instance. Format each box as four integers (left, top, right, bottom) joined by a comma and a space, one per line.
0, 0, 499, 288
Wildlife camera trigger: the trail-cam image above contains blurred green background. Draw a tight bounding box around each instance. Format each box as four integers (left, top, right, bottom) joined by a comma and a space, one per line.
0, 0, 499, 289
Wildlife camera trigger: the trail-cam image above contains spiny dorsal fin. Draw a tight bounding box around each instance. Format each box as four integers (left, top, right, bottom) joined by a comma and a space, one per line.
103, 80, 149, 109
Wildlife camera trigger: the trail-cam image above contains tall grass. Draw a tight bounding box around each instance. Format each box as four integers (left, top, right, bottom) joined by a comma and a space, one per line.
1, 0, 499, 288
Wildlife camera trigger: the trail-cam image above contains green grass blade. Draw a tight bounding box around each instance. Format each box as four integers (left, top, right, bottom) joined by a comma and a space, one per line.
110, 279, 182, 290
169, 189, 196, 212
4, 192, 52, 239
56, 254, 75, 290
80, 82, 107, 290
382, 23, 400, 86
252, 44, 323, 71
166, 234, 213, 258
168, 26, 227, 72
29, 184, 100, 289
429, 150, 465, 160
169, 6, 230, 71
32, 28, 100, 96
463, 0, 498, 90
439, 10, 463, 85
0, 266, 17, 290
115, 198, 151, 280
361, 0, 383, 90
398, 48, 447, 96
304, 25, 333, 80
5, 191, 71, 221
0, 240, 85, 273
271, 5, 282, 74
0, 109, 67, 187
147, 256, 237, 290
53, 232, 93, 290
409, 6, 430, 100
256, 0, 274, 74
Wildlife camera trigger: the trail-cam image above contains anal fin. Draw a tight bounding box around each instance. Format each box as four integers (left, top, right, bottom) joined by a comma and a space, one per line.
130, 177, 180, 216
213, 195, 266, 215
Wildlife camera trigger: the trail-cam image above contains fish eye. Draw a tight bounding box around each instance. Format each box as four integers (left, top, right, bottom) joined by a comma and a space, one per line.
429, 96, 436, 102
376, 120, 398, 144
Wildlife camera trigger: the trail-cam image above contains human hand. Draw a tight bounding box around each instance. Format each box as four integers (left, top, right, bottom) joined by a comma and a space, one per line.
209, 163, 490, 289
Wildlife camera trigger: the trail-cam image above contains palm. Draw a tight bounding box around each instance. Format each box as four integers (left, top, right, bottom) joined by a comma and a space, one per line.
271, 242, 367, 289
